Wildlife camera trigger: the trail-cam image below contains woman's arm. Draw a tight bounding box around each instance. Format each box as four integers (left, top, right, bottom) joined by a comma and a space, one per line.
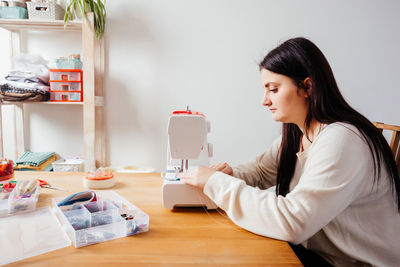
231, 136, 281, 189
203, 124, 374, 244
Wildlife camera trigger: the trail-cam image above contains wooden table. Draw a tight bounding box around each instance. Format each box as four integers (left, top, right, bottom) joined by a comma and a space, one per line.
6, 172, 301, 266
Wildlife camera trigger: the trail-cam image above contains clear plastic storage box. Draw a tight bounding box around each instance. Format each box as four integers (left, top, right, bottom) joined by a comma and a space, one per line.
0, 190, 147, 265
49, 69, 83, 102
52, 158, 84, 172
52, 190, 149, 248
0, 180, 40, 217
50, 69, 82, 82
50, 81, 82, 91
50, 91, 82, 102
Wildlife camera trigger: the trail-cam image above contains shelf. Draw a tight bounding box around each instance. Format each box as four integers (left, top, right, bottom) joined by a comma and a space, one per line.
0, 13, 105, 171
1, 101, 83, 105
1, 96, 104, 106
0, 18, 82, 31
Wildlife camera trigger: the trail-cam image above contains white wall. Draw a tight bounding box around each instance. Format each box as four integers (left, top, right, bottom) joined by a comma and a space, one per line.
1, 0, 399, 171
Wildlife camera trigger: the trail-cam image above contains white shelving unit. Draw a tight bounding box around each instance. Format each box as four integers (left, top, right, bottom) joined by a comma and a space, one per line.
0, 13, 105, 171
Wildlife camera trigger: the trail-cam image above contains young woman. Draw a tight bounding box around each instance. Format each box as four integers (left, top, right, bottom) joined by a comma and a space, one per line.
178, 37, 400, 267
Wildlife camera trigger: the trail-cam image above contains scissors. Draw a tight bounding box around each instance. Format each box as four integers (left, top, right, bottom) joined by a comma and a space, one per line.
37, 179, 67, 191
0, 181, 16, 189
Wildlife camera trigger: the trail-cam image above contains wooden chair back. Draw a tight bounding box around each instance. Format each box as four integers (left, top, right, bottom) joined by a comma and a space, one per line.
373, 122, 400, 175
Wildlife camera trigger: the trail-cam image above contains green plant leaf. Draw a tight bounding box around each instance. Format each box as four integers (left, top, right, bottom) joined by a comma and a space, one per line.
63, 0, 106, 40
88, 0, 95, 13
78, 0, 85, 17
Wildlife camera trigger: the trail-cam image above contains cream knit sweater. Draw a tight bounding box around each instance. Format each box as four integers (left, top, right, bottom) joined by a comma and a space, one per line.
204, 123, 400, 267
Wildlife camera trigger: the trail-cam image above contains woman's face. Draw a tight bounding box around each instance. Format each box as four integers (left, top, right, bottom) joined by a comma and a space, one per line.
260, 68, 309, 125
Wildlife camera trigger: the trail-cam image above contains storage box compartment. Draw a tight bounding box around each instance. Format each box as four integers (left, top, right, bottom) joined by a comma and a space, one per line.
50, 81, 82, 91
50, 69, 83, 82
50, 91, 82, 102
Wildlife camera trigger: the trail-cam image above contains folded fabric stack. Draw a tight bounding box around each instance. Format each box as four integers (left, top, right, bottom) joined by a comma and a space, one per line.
14, 151, 56, 171
0, 70, 50, 102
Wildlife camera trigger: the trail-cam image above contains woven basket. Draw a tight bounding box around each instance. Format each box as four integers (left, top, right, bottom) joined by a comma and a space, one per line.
27, 2, 64, 20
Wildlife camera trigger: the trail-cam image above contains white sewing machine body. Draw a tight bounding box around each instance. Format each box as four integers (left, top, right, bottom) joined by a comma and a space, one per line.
162, 108, 217, 209
162, 180, 217, 209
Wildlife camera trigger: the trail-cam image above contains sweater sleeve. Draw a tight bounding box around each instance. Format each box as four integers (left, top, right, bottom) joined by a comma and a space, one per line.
232, 136, 281, 189
204, 124, 373, 244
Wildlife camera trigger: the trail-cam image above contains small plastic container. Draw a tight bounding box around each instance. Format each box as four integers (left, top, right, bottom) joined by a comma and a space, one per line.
50, 81, 82, 91
52, 191, 149, 248
52, 158, 84, 172
50, 69, 83, 82
50, 91, 82, 102
6, 180, 40, 214
26, 2, 64, 20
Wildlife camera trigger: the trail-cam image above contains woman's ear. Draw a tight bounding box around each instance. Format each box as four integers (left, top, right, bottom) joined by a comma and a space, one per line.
303, 77, 312, 97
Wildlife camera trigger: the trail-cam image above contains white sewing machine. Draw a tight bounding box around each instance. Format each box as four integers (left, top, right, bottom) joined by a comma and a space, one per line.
161, 107, 217, 209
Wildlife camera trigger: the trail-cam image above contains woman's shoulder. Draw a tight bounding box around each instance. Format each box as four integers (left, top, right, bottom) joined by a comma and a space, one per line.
319, 122, 363, 140
306, 122, 374, 168
313, 122, 369, 151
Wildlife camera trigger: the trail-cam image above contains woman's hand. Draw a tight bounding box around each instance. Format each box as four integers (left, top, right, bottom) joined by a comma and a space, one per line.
210, 162, 233, 176
178, 166, 216, 190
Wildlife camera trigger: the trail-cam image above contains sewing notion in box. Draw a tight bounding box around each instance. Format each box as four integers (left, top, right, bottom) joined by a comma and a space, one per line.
49, 69, 83, 102
0, 180, 40, 217
52, 190, 149, 248
0, 189, 149, 265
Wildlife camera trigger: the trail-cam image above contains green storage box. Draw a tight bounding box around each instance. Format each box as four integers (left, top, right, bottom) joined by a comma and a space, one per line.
0, 6, 28, 19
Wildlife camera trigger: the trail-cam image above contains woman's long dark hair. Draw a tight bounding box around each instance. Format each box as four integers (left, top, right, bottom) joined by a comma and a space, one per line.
259, 37, 400, 211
